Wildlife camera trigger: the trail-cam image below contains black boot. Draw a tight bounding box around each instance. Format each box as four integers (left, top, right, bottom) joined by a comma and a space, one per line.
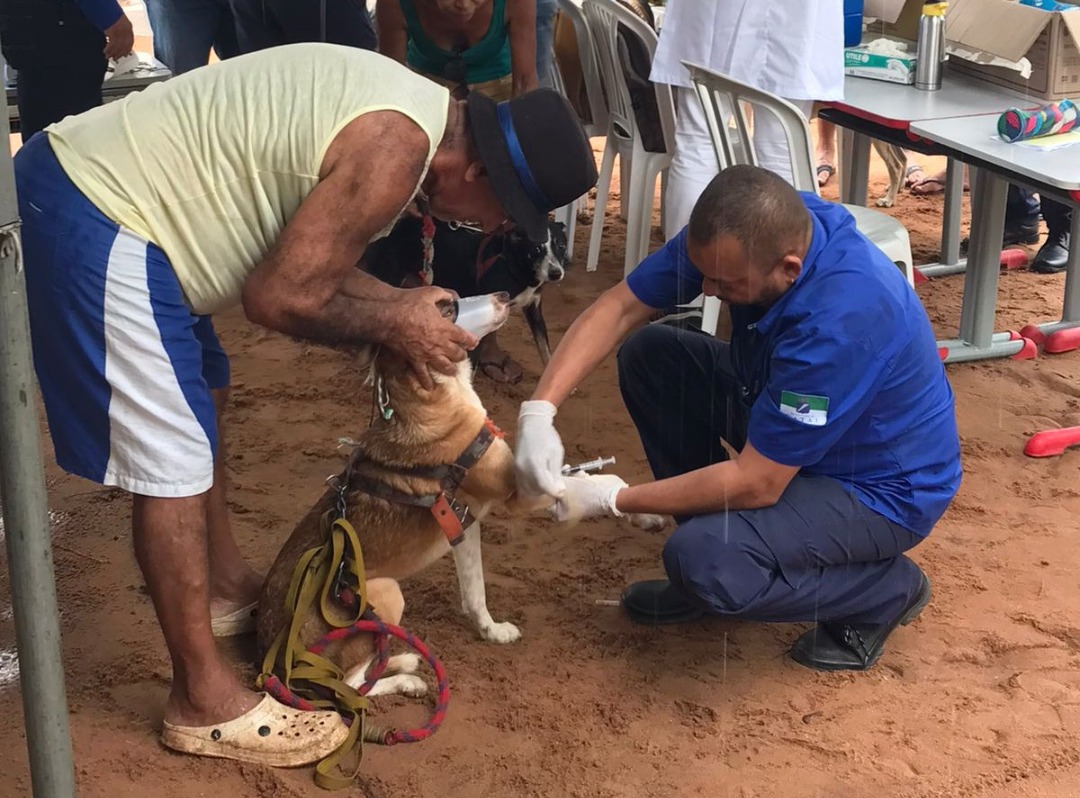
958, 222, 1040, 256
789, 569, 931, 672
1031, 229, 1071, 274
621, 579, 705, 625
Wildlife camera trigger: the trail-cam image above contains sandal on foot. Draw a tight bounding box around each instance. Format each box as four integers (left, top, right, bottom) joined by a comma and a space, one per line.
816, 164, 836, 188
909, 176, 947, 196
475, 353, 523, 385
161, 694, 349, 767
211, 601, 257, 637
903, 164, 925, 188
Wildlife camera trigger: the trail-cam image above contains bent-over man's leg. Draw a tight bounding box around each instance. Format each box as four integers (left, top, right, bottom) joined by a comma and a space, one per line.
15, 133, 347, 760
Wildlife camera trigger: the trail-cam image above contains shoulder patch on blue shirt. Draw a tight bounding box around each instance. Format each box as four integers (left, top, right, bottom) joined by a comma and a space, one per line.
780, 391, 829, 427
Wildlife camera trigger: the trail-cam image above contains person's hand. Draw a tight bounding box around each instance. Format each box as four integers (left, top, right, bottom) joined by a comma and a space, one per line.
104, 14, 135, 61
515, 400, 566, 500
383, 285, 477, 389
552, 474, 628, 523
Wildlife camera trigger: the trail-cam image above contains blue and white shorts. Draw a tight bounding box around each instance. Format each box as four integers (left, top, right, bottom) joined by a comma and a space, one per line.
15, 133, 229, 498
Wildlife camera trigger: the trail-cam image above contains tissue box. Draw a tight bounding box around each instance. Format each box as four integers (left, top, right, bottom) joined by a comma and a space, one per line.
844, 43, 917, 84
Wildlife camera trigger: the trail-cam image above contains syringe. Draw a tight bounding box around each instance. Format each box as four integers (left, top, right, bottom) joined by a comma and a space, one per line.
561, 456, 616, 476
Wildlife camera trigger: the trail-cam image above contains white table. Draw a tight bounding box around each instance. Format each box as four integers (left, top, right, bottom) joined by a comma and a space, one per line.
910, 113, 1080, 362
820, 71, 1039, 277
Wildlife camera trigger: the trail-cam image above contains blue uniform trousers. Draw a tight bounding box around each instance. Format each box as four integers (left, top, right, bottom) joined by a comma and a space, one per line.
616, 323, 926, 626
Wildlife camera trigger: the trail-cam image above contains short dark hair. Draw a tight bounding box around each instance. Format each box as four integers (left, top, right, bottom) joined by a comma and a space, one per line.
687, 165, 812, 268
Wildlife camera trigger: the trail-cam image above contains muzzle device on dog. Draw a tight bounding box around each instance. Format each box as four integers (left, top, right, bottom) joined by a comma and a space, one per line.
448, 293, 510, 339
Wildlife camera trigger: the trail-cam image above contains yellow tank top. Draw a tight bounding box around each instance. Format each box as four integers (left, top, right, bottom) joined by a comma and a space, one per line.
46, 44, 450, 315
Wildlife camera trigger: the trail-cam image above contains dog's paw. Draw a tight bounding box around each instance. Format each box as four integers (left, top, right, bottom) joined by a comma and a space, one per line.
386, 652, 422, 675
875, 196, 895, 208
629, 513, 668, 532
393, 675, 429, 697
479, 620, 522, 644
365, 673, 429, 698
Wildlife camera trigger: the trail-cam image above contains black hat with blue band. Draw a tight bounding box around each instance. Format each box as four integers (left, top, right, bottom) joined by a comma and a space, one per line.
467, 88, 598, 243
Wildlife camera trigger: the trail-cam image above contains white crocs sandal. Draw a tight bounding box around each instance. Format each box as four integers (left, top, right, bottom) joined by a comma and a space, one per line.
210, 601, 257, 637
160, 694, 349, 767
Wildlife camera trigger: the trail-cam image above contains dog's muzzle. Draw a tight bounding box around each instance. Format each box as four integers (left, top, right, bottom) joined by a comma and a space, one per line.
450, 292, 511, 338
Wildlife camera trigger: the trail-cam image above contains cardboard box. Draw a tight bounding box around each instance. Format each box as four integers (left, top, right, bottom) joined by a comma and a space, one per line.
864, 0, 1080, 101
844, 39, 918, 84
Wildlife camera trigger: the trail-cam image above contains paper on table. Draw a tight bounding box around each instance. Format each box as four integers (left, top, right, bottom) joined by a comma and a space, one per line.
1013, 129, 1080, 151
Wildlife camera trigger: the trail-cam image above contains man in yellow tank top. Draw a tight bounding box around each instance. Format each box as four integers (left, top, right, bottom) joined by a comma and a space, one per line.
13, 43, 596, 766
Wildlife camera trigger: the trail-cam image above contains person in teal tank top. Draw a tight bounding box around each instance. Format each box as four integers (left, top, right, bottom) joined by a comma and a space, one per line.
377, 0, 538, 101
377, 0, 542, 383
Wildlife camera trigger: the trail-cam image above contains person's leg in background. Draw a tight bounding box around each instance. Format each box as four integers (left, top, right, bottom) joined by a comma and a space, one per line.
536, 0, 558, 88
752, 99, 814, 187
1004, 185, 1041, 244
264, 0, 377, 50
228, 0, 282, 52
1, 1, 107, 142
1032, 197, 1072, 274
662, 85, 718, 240
145, 0, 238, 74
814, 117, 836, 188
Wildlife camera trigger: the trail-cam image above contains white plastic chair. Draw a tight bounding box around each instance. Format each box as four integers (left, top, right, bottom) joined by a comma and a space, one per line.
555, 0, 608, 139
684, 63, 915, 334
551, 0, 610, 264
582, 0, 675, 276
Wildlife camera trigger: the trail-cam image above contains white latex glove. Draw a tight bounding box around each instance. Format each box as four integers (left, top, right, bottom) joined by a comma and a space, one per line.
552, 474, 628, 523
515, 400, 565, 499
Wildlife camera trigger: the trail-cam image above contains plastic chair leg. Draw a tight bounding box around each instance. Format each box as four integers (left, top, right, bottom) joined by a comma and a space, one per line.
1025, 426, 1080, 457
587, 137, 618, 273
555, 198, 578, 263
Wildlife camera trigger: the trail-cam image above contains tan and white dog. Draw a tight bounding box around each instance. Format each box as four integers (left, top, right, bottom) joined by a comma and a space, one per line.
872, 141, 908, 208
256, 294, 547, 697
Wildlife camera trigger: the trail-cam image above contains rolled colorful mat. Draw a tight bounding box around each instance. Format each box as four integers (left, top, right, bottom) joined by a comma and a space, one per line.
998, 98, 1078, 143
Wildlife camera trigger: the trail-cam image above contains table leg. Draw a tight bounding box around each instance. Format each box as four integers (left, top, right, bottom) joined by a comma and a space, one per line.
849, 133, 870, 208
1023, 209, 1080, 341
919, 158, 968, 278
838, 127, 854, 204
938, 168, 1026, 362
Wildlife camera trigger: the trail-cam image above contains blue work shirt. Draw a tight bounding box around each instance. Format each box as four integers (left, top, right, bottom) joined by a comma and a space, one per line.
74, 0, 124, 33
626, 192, 962, 537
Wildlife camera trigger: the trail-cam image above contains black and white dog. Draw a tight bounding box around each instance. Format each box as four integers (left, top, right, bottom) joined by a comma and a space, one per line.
362, 216, 570, 365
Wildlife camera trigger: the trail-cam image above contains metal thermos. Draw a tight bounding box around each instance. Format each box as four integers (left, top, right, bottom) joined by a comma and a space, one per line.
915, 1, 948, 91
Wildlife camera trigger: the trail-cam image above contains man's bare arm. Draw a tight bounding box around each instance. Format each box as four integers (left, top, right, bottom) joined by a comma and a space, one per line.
241, 112, 475, 379
507, 0, 539, 95
375, 0, 408, 64
615, 441, 800, 516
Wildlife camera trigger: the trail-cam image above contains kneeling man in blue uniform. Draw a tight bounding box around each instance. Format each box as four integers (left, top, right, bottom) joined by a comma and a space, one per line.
515, 165, 962, 671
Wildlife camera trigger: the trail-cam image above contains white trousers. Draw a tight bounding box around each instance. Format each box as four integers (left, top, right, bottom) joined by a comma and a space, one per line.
663, 87, 814, 241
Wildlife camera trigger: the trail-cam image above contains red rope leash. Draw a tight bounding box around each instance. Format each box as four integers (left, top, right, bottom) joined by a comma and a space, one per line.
264, 618, 450, 746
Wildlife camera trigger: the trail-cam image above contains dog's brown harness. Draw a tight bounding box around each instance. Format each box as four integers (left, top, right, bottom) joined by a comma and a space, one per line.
338, 416, 505, 547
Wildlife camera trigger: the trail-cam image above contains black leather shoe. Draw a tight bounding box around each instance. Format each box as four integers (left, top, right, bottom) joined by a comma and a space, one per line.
959, 223, 1041, 255
789, 570, 931, 672
621, 579, 705, 625
1031, 230, 1071, 274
